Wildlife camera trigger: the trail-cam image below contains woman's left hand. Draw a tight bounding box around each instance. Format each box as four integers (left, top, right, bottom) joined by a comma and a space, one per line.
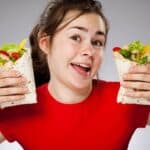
121, 64, 150, 99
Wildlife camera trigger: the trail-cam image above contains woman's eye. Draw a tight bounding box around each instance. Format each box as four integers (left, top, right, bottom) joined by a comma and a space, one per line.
92, 40, 104, 48
70, 35, 81, 42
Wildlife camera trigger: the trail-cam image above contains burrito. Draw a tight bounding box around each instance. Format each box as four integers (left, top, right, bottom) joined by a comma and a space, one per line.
113, 40, 150, 105
0, 39, 37, 108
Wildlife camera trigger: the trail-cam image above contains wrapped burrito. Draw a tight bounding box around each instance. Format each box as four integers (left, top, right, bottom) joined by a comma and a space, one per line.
113, 40, 150, 105
0, 39, 37, 108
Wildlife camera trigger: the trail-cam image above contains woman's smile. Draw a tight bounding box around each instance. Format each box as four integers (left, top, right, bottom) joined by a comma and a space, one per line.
70, 62, 92, 77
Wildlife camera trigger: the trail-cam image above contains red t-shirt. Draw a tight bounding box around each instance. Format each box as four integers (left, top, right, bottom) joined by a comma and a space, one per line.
0, 80, 149, 150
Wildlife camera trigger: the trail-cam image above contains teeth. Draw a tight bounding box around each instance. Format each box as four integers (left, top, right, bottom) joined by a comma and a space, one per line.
77, 64, 90, 68
71, 63, 91, 72
77, 63, 91, 72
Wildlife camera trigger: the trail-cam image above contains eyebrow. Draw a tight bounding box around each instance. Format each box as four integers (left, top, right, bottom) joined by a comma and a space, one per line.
69, 26, 106, 36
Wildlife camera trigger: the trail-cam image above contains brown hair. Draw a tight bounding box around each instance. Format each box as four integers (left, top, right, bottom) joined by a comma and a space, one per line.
29, 0, 109, 87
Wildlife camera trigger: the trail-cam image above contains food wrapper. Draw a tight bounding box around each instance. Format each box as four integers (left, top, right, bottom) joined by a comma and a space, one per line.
113, 40, 150, 105
0, 39, 37, 108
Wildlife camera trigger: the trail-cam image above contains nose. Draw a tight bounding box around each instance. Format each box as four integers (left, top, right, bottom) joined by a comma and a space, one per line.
81, 42, 95, 57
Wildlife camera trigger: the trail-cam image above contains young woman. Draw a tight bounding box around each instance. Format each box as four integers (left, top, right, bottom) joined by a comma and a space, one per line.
0, 0, 150, 149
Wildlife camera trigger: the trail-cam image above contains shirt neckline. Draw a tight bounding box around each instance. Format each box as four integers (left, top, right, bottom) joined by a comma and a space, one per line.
44, 80, 99, 107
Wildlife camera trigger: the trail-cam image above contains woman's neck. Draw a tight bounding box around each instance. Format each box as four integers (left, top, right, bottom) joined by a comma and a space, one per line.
48, 79, 92, 104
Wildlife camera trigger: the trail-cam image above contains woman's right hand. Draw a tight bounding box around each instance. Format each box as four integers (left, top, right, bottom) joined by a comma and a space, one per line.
0, 70, 29, 104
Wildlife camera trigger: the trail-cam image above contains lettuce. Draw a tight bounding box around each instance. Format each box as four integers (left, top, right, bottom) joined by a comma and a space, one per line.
119, 49, 131, 59
137, 56, 149, 64
1, 43, 18, 52
0, 39, 27, 65
128, 40, 144, 52
0, 58, 8, 66
0, 39, 27, 53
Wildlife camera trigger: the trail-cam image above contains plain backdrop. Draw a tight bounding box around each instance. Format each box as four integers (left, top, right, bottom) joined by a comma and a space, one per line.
0, 0, 150, 149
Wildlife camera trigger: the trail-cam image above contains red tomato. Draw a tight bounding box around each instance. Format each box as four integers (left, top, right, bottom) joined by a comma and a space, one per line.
11, 52, 20, 60
0, 50, 9, 57
112, 47, 121, 52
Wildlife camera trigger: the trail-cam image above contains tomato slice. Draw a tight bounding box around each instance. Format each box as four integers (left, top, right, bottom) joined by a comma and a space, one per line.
112, 47, 121, 52
0, 50, 9, 57
11, 52, 20, 60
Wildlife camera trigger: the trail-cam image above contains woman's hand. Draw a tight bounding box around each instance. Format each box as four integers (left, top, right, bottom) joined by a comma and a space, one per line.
121, 64, 150, 100
0, 70, 29, 103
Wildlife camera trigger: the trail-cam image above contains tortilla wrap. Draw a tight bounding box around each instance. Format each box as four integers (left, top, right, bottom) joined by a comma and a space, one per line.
0, 48, 37, 109
114, 52, 150, 105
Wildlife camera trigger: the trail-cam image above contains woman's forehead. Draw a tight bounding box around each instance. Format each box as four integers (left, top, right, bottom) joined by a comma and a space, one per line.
58, 10, 106, 34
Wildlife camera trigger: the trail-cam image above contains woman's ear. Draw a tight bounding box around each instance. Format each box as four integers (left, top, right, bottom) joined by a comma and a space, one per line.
38, 34, 50, 54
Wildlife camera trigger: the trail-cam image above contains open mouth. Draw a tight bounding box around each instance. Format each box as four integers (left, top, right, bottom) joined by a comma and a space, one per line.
71, 63, 91, 76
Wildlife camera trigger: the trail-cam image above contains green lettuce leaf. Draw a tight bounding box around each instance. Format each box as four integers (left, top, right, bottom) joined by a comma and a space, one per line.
137, 56, 148, 64
128, 40, 144, 52
119, 49, 131, 59
1, 43, 19, 52
0, 58, 8, 66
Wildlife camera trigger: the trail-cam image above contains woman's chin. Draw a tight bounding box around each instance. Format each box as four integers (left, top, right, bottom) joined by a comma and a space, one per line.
69, 78, 92, 91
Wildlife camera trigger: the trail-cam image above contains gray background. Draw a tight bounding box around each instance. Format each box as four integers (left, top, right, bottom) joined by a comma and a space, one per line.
0, 0, 150, 149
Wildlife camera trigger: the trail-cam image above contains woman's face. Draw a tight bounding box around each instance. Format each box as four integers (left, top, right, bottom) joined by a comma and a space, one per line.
46, 11, 106, 90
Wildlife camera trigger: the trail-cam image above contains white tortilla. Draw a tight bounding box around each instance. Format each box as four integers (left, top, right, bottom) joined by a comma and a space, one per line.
114, 52, 150, 105
0, 48, 37, 109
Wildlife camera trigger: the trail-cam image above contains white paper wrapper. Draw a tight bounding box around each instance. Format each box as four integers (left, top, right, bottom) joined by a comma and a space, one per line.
0, 48, 37, 109
114, 52, 150, 105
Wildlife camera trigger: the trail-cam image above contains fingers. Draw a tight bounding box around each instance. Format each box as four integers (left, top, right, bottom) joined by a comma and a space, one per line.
121, 81, 150, 91
121, 64, 150, 100
123, 73, 150, 83
0, 70, 29, 104
122, 64, 150, 91
0, 70, 21, 78
129, 64, 150, 74
121, 78, 150, 99
0, 70, 28, 88
123, 90, 150, 99
121, 79, 150, 99
0, 95, 26, 103
0, 86, 29, 96
0, 76, 27, 88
